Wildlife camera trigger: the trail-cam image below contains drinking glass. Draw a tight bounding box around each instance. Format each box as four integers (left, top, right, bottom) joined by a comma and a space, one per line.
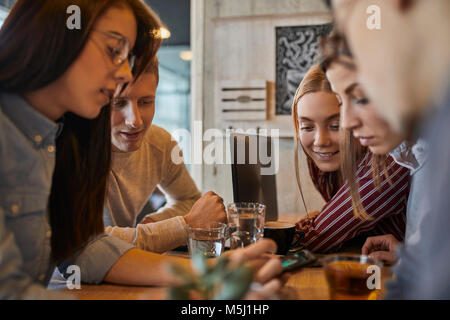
226, 202, 265, 249
323, 254, 383, 300
187, 222, 227, 258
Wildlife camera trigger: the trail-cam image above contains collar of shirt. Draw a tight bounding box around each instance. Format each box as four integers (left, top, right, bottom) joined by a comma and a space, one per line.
389, 139, 428, 175
0, 92, 63, 147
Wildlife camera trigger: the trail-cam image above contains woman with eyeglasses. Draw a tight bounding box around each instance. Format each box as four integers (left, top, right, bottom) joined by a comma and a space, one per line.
291, 64, 410, 253
0, 0, 282, 299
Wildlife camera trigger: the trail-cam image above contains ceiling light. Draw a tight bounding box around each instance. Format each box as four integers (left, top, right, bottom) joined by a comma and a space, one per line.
160, 27, 171, 39
151, 27, 171, 40
179, 50, 192, 61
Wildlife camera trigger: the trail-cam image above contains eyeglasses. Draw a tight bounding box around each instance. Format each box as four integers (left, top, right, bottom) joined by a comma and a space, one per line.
94, 30, 136, 70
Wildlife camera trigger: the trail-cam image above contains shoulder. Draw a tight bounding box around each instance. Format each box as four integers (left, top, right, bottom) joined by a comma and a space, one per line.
384, 153, 409, 174
142, 124, 177, 153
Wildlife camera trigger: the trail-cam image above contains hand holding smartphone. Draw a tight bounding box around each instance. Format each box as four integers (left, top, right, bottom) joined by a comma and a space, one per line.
281, 249, 317, 272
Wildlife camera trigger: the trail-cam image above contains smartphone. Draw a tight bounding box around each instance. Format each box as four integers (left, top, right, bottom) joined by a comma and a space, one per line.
281, 249, 317, 272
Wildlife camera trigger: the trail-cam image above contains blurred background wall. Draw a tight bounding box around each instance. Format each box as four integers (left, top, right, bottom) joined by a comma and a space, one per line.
192, 0, 331, 219
0, 0, 330, 220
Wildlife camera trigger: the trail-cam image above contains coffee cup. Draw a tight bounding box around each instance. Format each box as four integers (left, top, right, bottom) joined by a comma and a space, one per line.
263, 221, 304, 255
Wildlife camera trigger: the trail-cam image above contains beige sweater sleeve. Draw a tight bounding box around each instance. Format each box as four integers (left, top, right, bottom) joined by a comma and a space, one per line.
142, 140, 201, 223
105, 216, 188, 253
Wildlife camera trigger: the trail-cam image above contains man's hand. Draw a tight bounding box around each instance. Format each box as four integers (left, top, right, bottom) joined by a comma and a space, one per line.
183, 191, 227, 227
362, 234, 400, 264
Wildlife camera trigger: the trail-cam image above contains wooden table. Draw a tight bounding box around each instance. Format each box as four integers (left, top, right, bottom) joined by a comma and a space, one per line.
59, 266, 330, 300
57, 251, 392, 300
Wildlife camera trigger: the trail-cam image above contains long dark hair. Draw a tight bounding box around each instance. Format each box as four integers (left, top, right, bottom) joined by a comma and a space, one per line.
0, 0, 162, 264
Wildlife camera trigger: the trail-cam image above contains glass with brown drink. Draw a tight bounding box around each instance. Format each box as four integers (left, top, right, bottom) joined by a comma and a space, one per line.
323, 255, 381, 300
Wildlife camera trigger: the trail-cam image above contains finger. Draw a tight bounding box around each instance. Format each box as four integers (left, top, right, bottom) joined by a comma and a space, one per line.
243, 253, 281, 272
260, 279, 282, 296
308, 210, 320, 218
254, 258, 283, 284
361, 239, 373, 255
254, 279, 282, 300
362, 237, 383, 254
368, 251, 396, 264
245, 258, 271, 271
234, 239, 278, 262
227, 239, 278, 268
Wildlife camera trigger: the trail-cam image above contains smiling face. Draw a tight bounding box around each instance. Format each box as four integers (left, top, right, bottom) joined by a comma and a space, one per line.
58, 5, 137, 119
111, 72, 157, 152
326, 61, 404, 155
296, 91, 342, 172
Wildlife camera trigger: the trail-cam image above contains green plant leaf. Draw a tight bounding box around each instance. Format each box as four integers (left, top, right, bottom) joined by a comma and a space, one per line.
192, 253, 208, 275
167, 254, 254, 300
201, 256, 226, 287
168, 286, 191, 300
213, 256, 229, 274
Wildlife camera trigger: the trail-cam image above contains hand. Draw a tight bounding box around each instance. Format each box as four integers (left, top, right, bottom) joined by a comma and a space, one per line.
362, 234, 400, 264
296, 210, 320, 233
225, 239, 284, 299
183, 191, 227, 227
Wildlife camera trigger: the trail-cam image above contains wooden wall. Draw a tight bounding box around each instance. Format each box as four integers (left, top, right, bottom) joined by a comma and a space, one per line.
192, 0, 332, 219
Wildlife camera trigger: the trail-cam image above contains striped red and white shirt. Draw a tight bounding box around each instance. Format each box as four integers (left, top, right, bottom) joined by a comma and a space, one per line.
296, 153, 409, 253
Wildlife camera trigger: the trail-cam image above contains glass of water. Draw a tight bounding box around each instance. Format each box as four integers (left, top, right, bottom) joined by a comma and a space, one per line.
187, 222, 227, 258
227, 202, 266, 249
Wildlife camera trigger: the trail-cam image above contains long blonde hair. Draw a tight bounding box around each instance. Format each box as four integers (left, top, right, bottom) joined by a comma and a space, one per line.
292, 65, 374, 220
292, 65, 339, 214
341, 128, 391, 220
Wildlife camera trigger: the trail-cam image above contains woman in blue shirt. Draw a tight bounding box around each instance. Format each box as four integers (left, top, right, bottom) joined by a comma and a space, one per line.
0, 0, 282, 299
0, 0, 164, 299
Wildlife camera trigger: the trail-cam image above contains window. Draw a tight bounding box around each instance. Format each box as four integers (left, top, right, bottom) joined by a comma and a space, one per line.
154, 45, 191, 168
0, 5, 9, 28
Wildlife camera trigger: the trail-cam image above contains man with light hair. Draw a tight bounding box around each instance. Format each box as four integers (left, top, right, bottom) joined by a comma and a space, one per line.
329, 0, 450, 298
104, 56, 226, 253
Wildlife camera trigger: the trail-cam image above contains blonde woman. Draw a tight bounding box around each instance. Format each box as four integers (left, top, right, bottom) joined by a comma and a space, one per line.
292, 65, 409, 253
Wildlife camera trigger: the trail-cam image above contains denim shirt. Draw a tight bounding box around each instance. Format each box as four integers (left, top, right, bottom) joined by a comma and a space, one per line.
389, 139, 428, 245
0, 93, 134, 299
